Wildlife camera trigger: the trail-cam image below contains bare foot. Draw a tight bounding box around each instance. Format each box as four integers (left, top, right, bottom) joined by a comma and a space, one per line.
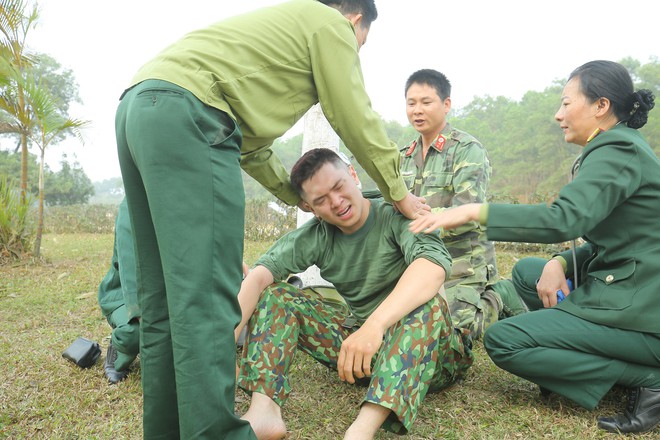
343, 403, 390, 440
241, 393, 287, 440
344, 424, 375, 440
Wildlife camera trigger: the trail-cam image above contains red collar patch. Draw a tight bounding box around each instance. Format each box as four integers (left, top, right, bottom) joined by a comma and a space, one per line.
404, 140, 418, 157
432, 134, 446, 152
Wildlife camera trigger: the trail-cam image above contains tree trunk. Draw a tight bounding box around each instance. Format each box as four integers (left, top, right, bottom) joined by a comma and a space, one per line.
20, 131, 28, 203
34, 147, 45, 257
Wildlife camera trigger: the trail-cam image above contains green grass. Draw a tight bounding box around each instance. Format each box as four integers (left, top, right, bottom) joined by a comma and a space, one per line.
0, 235, 646, 439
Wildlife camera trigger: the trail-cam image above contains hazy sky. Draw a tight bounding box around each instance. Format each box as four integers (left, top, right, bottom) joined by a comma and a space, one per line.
19, 0, 660, 181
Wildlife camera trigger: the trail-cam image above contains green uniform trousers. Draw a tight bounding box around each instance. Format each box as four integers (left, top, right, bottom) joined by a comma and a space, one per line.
116, 79, 254, 439
98, 199, 140, 371
484, 308, 660, 409
511, 256, 550, 311
238, 283, 473, 434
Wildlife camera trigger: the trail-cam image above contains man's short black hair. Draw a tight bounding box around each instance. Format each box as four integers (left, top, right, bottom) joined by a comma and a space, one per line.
290, 148, 348, 197
317, 0, 378, 26
405, 69, 451, 100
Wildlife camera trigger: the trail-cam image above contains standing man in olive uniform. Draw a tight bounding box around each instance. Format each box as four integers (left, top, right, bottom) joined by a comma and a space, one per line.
400, 69, 524, 339
115, 1, 426, 438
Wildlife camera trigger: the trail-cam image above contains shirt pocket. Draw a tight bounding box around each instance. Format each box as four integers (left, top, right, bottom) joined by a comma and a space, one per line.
425, 171, 454, 208
579, 259, 637, 310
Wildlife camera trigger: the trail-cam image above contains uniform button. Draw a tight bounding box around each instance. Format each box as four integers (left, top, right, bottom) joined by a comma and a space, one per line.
605, 274, 614, 283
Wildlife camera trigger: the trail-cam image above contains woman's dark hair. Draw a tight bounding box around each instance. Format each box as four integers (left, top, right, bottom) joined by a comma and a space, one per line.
568, 60, 655, 129
317, 0, 378, 26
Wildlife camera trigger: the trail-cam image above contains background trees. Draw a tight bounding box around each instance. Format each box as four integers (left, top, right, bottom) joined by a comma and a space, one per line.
0, 150, 92, 205
0, 0, 38, 201
1, 0, 89, 259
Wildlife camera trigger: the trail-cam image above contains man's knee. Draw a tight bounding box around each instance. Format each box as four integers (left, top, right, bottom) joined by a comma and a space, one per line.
483, 319, 519, 367
447, 285, 500, 340
512, 258, 549, 311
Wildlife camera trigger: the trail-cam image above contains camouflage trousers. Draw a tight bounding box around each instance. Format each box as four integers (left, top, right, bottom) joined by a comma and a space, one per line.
445, 283, 502, 340
237, 282, 473, 434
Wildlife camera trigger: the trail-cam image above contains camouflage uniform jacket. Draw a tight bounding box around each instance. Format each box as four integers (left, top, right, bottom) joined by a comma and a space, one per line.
400, 123, 499, 291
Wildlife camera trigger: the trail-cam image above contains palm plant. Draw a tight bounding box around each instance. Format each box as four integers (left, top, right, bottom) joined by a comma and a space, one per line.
0, 0, 39, 201
23, 77, 88, 257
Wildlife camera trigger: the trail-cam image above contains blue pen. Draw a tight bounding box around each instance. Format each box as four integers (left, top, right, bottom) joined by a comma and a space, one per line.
556, 279, 573, 302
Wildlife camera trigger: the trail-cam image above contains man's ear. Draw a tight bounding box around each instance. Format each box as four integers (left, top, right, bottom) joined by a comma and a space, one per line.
346, 13, 363, 28
348, 165, 361, 186
444, 97, 452, 114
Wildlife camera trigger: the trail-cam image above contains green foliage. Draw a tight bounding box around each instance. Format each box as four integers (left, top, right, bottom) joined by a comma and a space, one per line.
444, 57, 658, 200
0, 150, 94, 205
30, 53, 82, 114
457, 86, 579, 201
382, 118, 418, 147
44, 156, 94, 205
0, 148, 38, 190
632, 58, 660, 157
0, 174, 34, 262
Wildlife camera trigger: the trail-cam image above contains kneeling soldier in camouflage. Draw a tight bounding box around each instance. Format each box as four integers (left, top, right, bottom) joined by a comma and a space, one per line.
235, 148, 473, 440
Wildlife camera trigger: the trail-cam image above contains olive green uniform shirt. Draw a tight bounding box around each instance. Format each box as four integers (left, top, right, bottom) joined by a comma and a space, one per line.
256, 199, 451, 321
130, 0, 407, 205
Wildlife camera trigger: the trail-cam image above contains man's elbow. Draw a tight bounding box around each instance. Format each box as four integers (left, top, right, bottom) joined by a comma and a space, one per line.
423, 261, 447, 290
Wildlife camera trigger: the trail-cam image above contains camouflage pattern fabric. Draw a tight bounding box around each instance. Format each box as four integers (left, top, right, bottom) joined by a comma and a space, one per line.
447, 284, 501, 340
400, 124, 500, 338
237, 283, 473, 434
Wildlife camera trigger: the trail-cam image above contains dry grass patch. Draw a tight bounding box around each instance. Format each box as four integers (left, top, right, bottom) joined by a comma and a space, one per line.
0, 236, 649, 439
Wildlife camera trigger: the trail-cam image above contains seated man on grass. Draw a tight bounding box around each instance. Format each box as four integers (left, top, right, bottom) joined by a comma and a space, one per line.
235, 148, 473, 440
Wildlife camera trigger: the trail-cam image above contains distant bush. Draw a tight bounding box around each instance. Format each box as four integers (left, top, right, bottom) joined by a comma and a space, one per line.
45, 204, 118, 234
244, 199, 297, 241
42, 197, 574, 257
43, 200, 298, 240
488, 190, 575, 255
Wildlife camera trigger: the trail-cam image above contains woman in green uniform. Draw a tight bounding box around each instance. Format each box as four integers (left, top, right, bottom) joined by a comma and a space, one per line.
408, 60, 660, 434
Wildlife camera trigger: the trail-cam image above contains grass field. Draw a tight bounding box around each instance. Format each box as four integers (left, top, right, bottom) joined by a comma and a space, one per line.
0, 234, 643, 439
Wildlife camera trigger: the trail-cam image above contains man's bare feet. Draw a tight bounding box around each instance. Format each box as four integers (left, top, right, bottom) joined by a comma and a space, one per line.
241, 392, 287, 440
343, 403, 390, 440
